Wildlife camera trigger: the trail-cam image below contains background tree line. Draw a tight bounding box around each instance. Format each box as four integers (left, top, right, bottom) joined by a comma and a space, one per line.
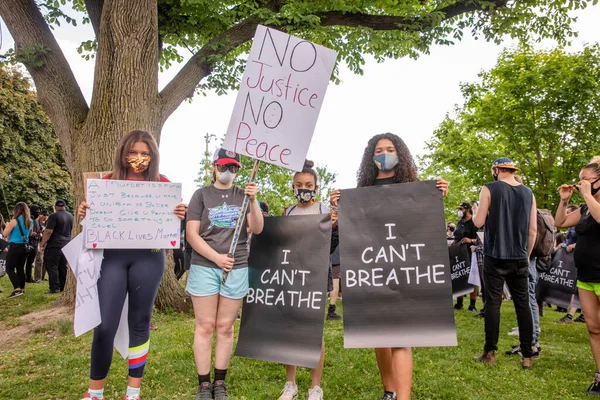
0, 66, 73, 221
420, 44, 600, 221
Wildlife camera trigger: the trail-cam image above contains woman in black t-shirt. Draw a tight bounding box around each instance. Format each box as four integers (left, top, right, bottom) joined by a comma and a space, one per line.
330, 133, 448, 400
555, 156, 600, 396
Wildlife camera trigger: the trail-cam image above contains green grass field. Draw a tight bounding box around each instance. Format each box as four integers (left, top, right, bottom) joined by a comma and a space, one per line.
0, 282, 595, 400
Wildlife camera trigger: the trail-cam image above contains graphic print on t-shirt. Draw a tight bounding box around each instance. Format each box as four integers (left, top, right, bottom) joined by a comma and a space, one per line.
208, 202, 241, 229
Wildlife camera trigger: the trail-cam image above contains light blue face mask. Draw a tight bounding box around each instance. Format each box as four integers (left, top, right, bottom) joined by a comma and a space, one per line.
373, 153, 399, 172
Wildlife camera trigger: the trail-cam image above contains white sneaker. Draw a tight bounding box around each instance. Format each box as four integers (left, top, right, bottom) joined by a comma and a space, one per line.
279, 381, 298, 400
307, 386, 323, 400
507, 327, 519, 337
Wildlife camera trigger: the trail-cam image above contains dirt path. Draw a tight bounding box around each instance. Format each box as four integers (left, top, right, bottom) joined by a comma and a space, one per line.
0, 306, 72, 348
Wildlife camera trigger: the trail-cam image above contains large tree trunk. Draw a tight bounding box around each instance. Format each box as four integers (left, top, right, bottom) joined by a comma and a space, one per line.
155, 250, 191, 312
51, 0, 187, 310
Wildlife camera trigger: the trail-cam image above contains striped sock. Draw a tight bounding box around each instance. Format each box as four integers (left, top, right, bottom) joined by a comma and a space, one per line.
128, 340, 150, 371
88, 388, 104, 399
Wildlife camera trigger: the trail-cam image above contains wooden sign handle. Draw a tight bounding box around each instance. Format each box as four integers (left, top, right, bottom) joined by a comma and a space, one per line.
222, 159, 261, 284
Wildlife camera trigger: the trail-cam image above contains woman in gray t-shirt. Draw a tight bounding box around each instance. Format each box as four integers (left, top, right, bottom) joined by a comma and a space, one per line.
185, 148, 264, 400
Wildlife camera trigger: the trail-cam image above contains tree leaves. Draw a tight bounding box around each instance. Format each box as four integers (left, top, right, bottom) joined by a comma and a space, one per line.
421, 45, 600, 217
0, 66, 73, 219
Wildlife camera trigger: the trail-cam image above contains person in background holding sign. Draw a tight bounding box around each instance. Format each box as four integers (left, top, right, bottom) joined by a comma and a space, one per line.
453, 202, 480, 312
330, 133, 449, 400
77, 130, 186, 400
278, 159, 336, 400
2, 202, 33, 298
472, 158, 537, 369
554, 156, 600, 396
186, 148, 263, 400
39, 199, 74, 294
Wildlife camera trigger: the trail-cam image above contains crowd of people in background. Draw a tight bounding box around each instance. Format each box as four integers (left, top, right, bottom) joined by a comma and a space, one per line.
1, 131, 600, 400
0, 200, 72, 297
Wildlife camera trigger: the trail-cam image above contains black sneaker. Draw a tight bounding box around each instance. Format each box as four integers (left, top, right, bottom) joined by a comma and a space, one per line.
195, 382, 212, 400
532, 345, 541, 359
505, 344, 540, 358
588, 373, 600, 396
505, 345, 521, 356
557, 314, 574, 324
379, 392, 395, 400
7, 290, 23, 299
468, 305, 477, 313
213, 380, 229, 400
575, 314, 586, 323
453, 303, 463, 310
45, 289, 61, 294
327, 311, 342, 320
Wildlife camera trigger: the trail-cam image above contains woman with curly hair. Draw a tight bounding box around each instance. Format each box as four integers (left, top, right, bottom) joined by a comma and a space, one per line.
330, 133, 448, 400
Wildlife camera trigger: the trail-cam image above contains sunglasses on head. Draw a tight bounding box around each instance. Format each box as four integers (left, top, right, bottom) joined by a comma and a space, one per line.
216, 164, 240, 173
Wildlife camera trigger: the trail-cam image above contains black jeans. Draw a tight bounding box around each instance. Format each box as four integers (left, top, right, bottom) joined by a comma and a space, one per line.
44, 246, 67, 292
483, 256, 533, 358
6, 243, 27, 290
25, 245, 38, 281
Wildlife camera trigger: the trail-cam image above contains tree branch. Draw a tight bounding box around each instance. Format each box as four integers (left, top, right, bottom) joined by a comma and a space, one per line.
159, 0, 509, 124
318, 0, 507, 30
159, 18, 259, 123
0, 0, 89, 169
83, 0, 104, 38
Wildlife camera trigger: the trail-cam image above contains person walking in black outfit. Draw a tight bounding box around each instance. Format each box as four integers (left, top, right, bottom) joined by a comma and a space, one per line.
472, 158, 537, 369
39, 199, 73, 294
25, 204, 43, 283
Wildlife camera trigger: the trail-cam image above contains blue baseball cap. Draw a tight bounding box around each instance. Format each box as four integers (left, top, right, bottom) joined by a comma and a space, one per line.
491, 158, 519, 170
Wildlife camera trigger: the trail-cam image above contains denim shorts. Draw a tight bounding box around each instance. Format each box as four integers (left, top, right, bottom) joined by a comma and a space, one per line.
185, 264, 248, 299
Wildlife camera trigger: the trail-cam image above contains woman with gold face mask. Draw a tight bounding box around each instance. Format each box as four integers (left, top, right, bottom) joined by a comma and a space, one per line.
76, 130, 186, 400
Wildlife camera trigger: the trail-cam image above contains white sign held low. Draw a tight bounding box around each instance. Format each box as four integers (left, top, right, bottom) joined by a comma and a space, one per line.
223, 25, 337, 171
84, 179, 182, 249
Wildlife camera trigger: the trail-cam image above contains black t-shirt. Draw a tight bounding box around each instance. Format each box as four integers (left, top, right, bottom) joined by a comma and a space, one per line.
45, 210, 74, 249
574, 204, 600, 282
454, 218, 478, 244
483, 181, 533, 260
373, 177, 397, 186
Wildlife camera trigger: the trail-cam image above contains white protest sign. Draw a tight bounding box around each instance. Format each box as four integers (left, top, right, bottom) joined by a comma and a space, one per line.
84, 179, 182, 249
63, 229, 129, 357
223, 25, 337, 171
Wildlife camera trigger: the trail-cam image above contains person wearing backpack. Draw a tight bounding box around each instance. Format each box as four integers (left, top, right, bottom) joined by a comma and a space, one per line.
472, 158, 537, 369
24, 204, 43, 283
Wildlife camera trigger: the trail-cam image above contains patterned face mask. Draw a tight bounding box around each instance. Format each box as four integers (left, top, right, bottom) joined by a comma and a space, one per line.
126, 155, 151, 173
294, 188, 316, 204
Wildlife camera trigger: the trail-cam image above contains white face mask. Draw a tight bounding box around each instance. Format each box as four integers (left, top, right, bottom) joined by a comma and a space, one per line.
217, 170, 236, 184
458, 210, 464, 218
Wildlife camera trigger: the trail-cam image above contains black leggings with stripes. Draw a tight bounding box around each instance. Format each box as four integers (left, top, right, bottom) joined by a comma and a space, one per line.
90, 249, 165, 380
